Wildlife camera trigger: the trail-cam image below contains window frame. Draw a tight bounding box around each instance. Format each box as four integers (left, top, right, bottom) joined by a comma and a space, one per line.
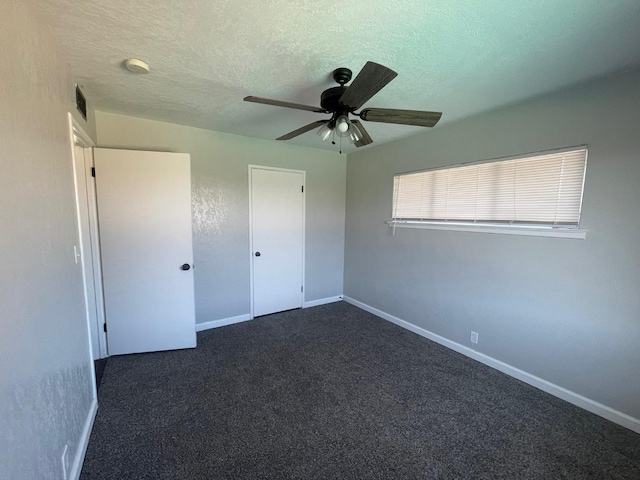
389, 146, 588, 239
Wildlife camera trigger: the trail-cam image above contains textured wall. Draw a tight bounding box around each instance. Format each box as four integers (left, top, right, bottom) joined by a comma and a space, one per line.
344, 68, 640, 420
0, 2, 96, 479
95, 113, 346, 324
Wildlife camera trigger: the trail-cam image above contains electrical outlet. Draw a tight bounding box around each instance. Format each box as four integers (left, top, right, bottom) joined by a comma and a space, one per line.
470, 331, 479, 344
61, 444, 69, 480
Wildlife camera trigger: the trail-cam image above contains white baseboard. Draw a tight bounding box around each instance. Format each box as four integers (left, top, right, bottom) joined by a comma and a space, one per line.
70, 397, 98, 480
343, 296, 640, 434
196, 314, 252, 332
303, 295, 343, 308
196, 298, 345, 332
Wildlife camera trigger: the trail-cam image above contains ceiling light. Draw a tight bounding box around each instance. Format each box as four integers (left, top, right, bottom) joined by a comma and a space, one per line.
124, 58, 150, 74
336, 115, 350, 134
349, 128, 362, 144
317, 124, 332, 142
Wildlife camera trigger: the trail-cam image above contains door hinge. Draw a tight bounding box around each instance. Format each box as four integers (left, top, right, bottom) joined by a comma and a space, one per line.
301, 286, 303, 292
103, 322, 107, 332
91, 167, 95, 177
301, 185, 304, 193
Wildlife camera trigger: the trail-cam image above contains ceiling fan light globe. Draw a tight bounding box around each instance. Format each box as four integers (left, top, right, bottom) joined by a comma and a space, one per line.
349, 129, 362, 143
336, 115, 350, 133
317, 124, 333, 141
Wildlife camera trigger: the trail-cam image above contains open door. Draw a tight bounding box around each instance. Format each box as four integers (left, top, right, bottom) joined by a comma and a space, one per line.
69, 115, 107, 360
94, 148, 196, 355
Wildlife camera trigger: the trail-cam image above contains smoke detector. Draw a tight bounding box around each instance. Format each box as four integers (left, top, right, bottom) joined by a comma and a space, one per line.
124, 58, 150, 74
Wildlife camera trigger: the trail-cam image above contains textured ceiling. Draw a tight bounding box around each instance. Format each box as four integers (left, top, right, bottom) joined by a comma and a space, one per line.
38, 0, 640, 152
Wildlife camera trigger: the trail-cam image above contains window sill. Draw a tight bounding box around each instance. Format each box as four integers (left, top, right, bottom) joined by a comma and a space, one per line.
386, 221, 587, 239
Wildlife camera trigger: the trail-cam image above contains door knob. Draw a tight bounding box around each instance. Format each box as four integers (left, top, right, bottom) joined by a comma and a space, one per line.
255, 252, 261, 257
180, 263, 191, 271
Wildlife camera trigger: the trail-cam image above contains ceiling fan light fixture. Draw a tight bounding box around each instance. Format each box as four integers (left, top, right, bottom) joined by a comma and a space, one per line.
336, 115, 350, 133
349, 128, 362, 144
317, 124, 332, 141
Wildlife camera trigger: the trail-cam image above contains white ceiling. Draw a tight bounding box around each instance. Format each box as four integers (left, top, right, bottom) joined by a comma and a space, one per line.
39, 0, 640, 152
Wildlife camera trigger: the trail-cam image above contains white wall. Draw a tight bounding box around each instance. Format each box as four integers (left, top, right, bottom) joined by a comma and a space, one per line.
344, 67, 640, 422
95, 112, 346, 325
0, 2, 97, 479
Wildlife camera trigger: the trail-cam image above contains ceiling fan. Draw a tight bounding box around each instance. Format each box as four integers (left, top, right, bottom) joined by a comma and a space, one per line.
244, 61, 442, 150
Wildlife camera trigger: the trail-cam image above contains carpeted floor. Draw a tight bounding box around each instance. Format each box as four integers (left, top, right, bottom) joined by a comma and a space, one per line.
81, 302, 640, 479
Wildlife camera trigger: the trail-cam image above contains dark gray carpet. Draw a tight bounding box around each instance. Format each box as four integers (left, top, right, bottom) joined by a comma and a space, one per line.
81, 302, 640, 479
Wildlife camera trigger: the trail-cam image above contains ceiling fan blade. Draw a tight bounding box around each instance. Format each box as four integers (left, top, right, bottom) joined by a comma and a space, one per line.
359, 108, 442, 127
244, 96, 328, 113
338, 62, 398, 110
276, 120, 328, 141
350, 120, 373, 147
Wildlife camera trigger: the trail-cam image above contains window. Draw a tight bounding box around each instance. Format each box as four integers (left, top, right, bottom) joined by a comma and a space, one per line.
391, 147, 587, 235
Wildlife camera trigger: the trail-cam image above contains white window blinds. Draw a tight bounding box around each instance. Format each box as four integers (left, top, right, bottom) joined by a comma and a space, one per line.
392, 147, 587, 228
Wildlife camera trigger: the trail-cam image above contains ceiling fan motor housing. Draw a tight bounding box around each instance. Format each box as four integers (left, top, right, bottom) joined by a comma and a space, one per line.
321, 86, 348, 112
320, 68, 354, 112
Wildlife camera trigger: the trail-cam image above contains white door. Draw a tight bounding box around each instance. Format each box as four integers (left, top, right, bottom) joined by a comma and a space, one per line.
69, 114, 107, 359
94, 148, 196, 355
250, 167, 305, 317
71, 144, 103, 359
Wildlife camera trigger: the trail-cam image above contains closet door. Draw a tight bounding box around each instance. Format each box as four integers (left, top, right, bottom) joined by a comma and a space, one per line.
94, 148, 196, 355
250, 166, 305, 317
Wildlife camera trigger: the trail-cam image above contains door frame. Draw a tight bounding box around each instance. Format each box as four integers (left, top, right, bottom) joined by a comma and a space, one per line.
68, 113, 108, 359
248, 165, 306, 319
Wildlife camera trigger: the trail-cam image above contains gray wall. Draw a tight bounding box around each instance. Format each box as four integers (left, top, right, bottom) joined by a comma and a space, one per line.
95, 112, 346, 325
0, 2, 97, 478
344, 68, 640, 420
